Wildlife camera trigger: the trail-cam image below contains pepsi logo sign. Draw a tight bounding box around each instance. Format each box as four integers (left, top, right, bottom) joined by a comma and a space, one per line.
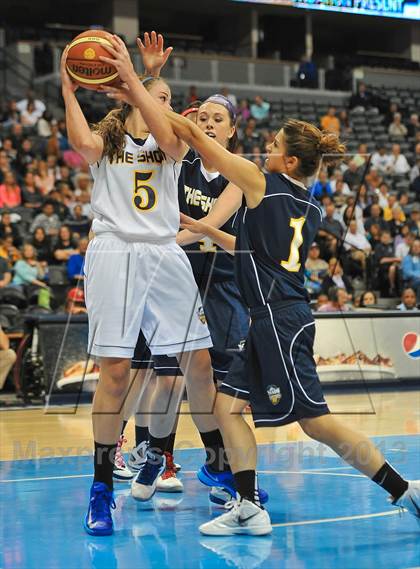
402, 332, 420, 359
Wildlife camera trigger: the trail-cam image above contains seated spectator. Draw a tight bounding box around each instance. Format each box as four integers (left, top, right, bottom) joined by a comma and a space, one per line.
241, 119, 263, 155
317, 287, 351, 312
20, 100, 39, 128
319, 203, 343, 240
367, 223, 381, 251
407, 205, 420, 237
349, 82, 372, 109
311, 170, 332, 200
21, 172, 43, 210
1, 99, 20, 128
395, 230, 415, 259
30, 200, 61, 236
12, 243, 47, 289
0, 172, 21, 208
304, 242, 328, 296
64, 286, 87, 315
0, 255, 12, 289
15, 138, 35, 176
365, 168, 382, 193
320, 106, 340, 134
37, 110, 53, 138
237, 99, 251, 125
34, 160, 55, 195
377, 182, 390, 209
321, 257, 354, 297
398, 191, 410, 217
73, 172, 92, 196
388, 113, 408, 139
407, 113, 420, 139
373, 230, 400, 295
67, 237, 88, 282
0, 150, 11, 185
344, 219, 371, 272
397, 287, 418, 311
16, 89, 46, 119
330, 170, 351, 196
388, 206, 405, 238
359, 290, 377, 308
0, 325, 17, 391
364, 203, 389, 233
250, 96, 270, 126
0, 212, 22, 247
66, 204, 90, 236
389, 144, 410, 177
30, 226, 52, 264
371, 146, 393, 177
401, 239, 420, 297
343, 161, 363, 192
353, 143, 369, 169
48, 188, 70, 221
410, 158, 420, 199
52, 225, 79, 264
315, 293, 329, 311
77, 190, 92, 218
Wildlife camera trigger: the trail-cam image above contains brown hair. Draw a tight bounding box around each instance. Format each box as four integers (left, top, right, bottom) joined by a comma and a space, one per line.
282, 119, 346, 178
92, 76, 167, 161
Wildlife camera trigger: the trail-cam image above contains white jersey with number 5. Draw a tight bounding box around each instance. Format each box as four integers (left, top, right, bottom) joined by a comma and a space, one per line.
89, 133, 182, 242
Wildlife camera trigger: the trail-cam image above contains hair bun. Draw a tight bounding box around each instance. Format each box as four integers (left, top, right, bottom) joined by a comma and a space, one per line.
318, 132, 346, 166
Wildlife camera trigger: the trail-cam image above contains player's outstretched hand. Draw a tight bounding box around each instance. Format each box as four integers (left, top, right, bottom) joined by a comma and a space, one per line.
60, 46, 78, 94
137, 31, 173, 76
99, 83, 136, 107
99, 34, 136, 84
180, 213, 209, 234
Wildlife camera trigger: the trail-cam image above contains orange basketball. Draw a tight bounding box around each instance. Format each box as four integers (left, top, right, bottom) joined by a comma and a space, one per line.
65, 29, 120, 91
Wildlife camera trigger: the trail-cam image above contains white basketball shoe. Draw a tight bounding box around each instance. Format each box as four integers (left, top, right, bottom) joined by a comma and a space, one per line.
392, 480, 420, 527
199, 498, 272, 536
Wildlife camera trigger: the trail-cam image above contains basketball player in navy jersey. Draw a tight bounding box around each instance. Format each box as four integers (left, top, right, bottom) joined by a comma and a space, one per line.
165, 112, 420, 535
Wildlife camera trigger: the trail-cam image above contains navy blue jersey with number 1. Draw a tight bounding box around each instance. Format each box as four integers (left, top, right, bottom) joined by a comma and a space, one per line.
234, 172, 323, 308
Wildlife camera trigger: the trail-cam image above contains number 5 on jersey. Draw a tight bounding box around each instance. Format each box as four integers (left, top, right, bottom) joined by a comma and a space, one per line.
133, 171, 157, 212
281, 216, 306, 272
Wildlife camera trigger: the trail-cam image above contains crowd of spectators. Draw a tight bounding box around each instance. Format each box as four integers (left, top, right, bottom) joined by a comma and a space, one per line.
0, 83, 418, 360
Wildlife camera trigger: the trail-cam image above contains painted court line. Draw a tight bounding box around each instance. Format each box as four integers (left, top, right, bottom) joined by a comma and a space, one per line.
0, 469, 365, 484
272, 509, 401, 528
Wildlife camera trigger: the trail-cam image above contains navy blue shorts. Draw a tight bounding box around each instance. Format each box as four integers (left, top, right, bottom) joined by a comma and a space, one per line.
219, 300, 330, 428
131, 280, 249, 380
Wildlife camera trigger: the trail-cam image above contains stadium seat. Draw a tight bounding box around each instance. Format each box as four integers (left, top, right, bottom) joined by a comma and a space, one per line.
47, 266, 69, 286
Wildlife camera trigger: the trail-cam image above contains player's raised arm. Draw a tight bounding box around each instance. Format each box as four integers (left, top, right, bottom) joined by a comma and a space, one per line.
177, 183, 242, 246
60, 48, 104, 164
165, 110, 266, 209
99, 35, 187, 162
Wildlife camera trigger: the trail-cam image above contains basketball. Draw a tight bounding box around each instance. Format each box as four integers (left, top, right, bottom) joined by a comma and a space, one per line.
65, 29, 120, 91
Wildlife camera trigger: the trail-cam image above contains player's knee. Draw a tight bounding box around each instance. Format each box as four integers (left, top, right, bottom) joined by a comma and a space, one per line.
100, 359, 131, 397
299, 417, 329, 442
186, 350, 212, 381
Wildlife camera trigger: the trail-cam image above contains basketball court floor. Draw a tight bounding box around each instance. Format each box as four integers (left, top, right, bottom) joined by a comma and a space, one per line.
1, 389, 419, 568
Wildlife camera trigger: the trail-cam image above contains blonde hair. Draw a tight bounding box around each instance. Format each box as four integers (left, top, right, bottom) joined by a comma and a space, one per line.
282, 119, 346, 178
92, 76, 168, 161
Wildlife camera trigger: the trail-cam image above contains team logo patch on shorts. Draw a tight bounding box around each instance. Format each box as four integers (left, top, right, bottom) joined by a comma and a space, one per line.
197, 306, 207, 325
238, 339, 246, 351
267, 384, 281, 405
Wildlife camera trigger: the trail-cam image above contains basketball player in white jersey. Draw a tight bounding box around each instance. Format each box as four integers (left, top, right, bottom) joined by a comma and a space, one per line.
61, 38, 226, 536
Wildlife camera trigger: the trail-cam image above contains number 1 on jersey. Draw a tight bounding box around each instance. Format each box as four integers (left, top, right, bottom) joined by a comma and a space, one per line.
281, 216, 306, 272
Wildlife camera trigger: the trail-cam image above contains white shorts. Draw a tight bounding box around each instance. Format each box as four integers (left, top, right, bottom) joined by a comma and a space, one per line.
84, 234, 213, 358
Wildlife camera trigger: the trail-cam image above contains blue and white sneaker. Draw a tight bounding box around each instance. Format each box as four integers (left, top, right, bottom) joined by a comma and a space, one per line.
131, 451, 166, 501
209, 486, 269, 506
84, 482, 116, 536
392, 480, 420, 527
198, 465, 269, 505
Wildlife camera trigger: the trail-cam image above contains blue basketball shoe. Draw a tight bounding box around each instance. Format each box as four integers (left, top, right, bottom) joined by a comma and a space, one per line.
84, 482, 116, 536
131, 451, 166, 501
197, 465, 269, 505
